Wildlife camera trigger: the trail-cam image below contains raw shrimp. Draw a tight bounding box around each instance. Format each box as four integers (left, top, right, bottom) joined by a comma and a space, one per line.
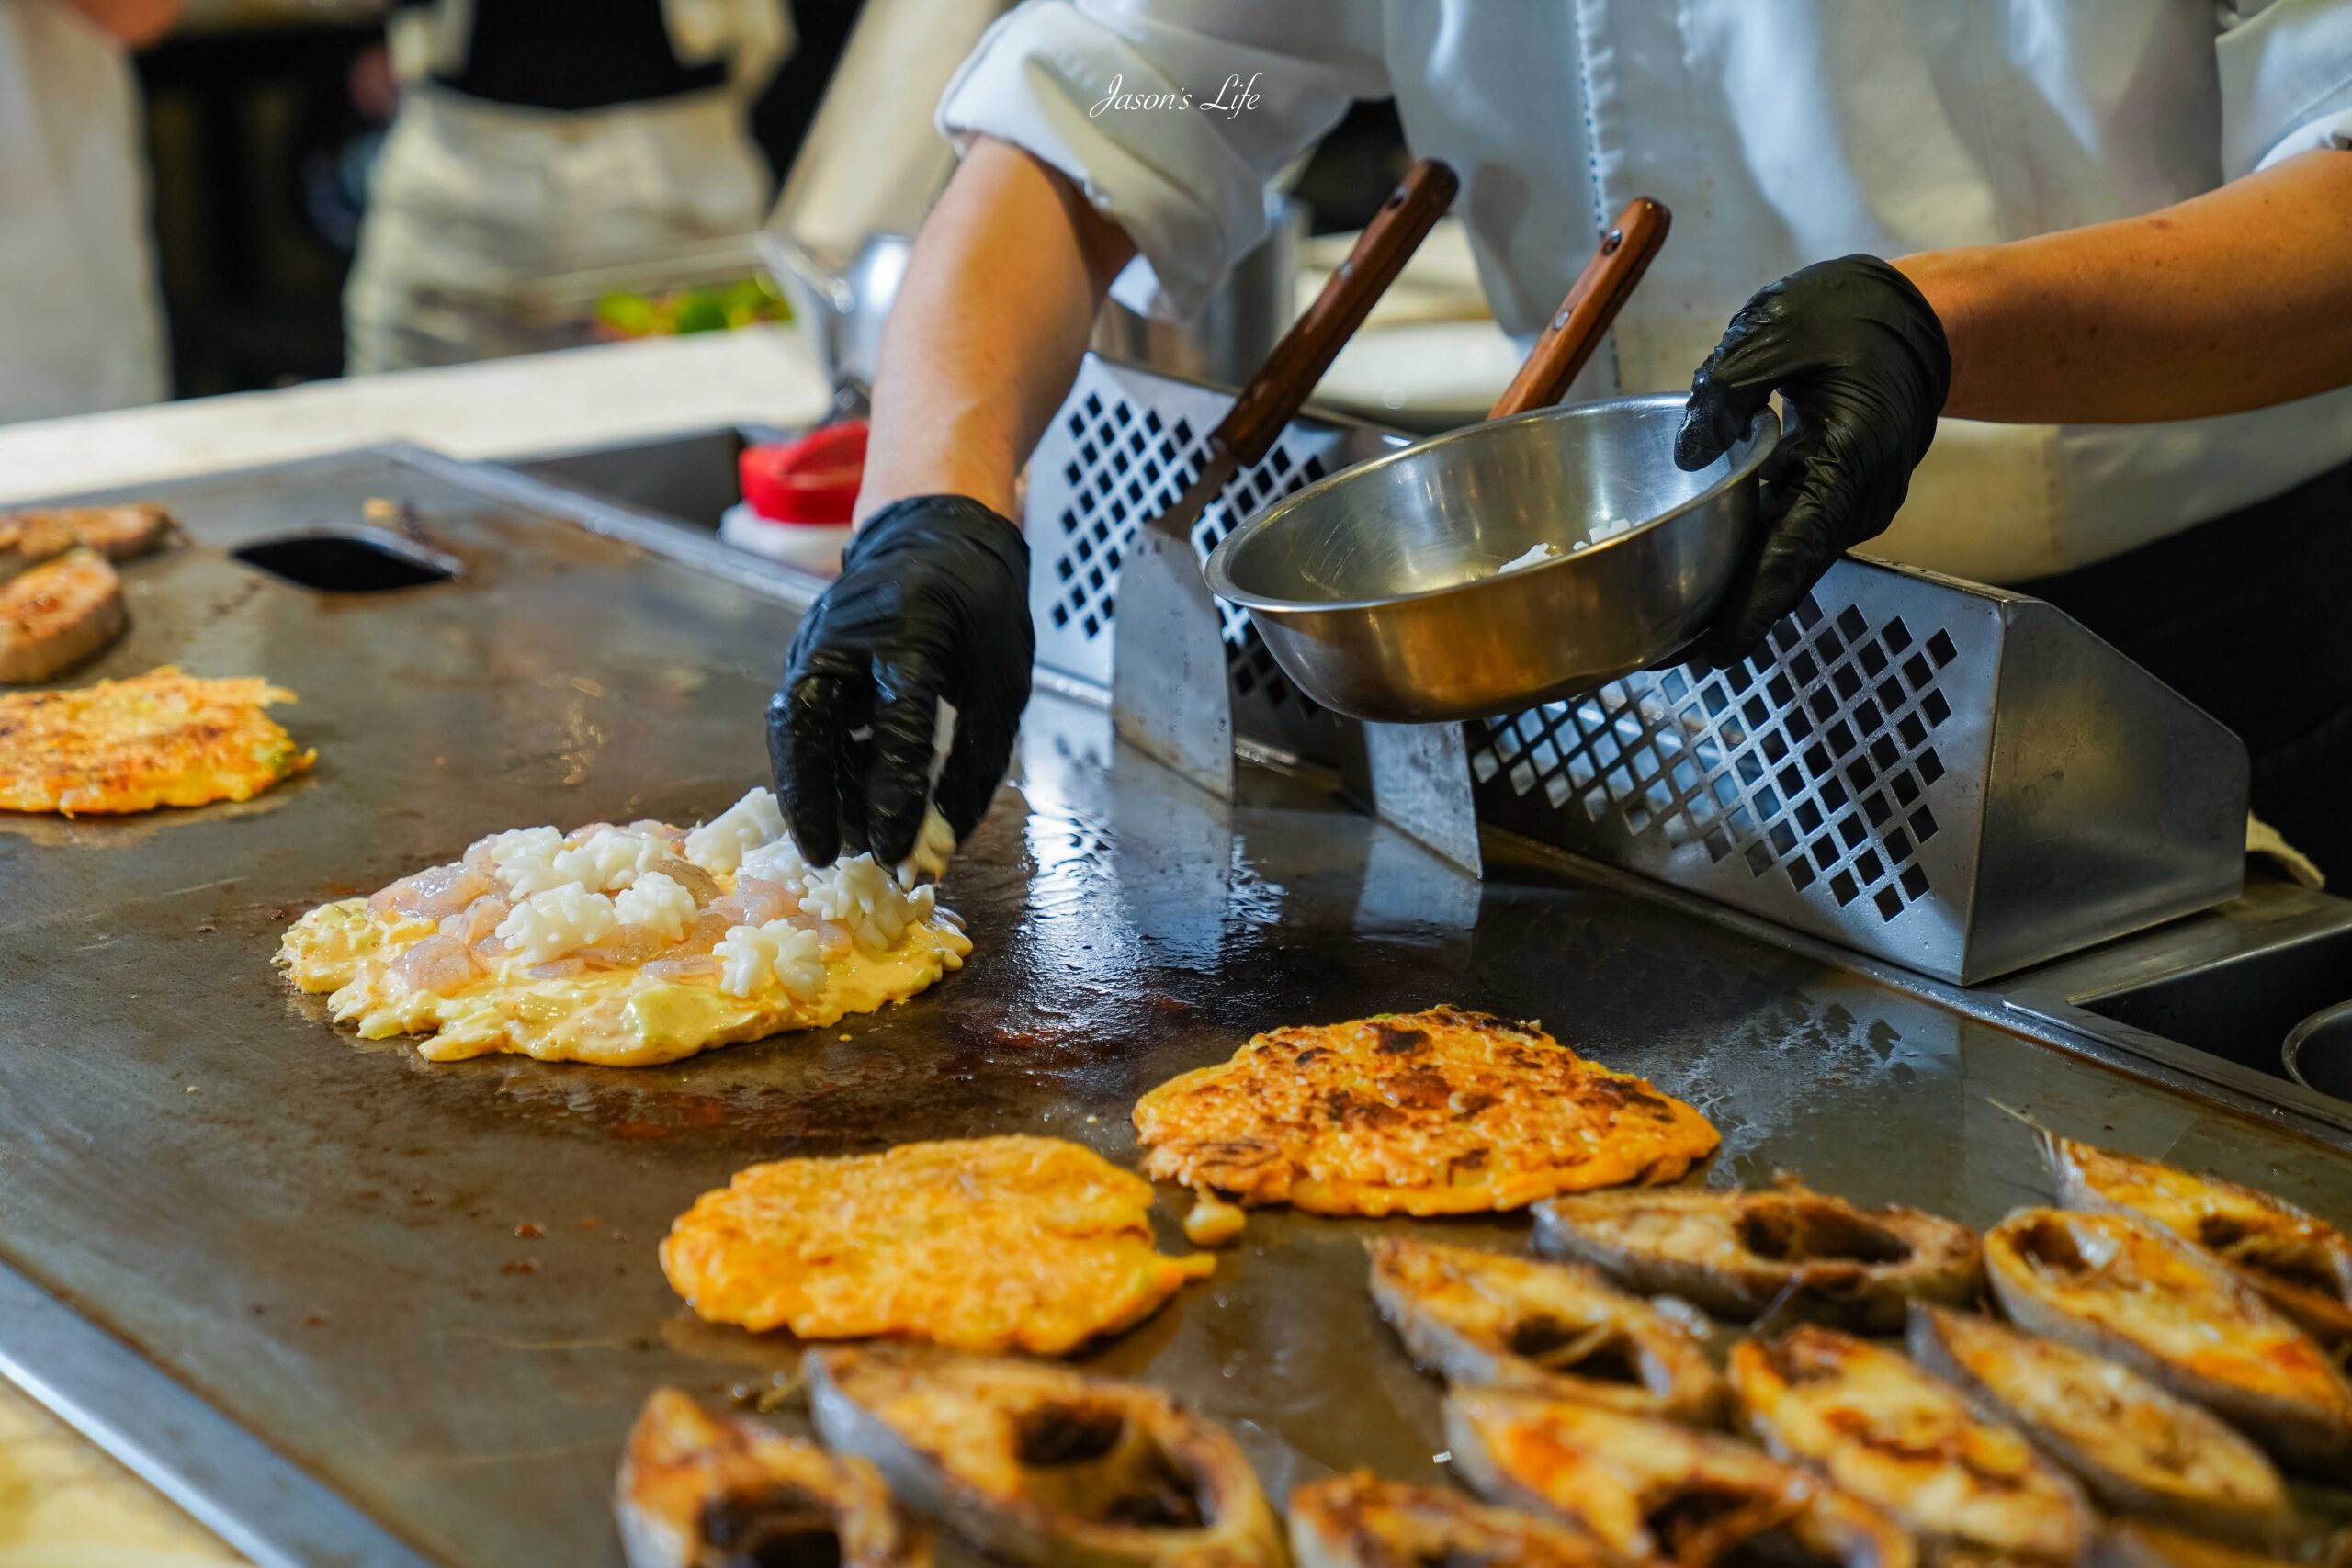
370, 863, 492, 922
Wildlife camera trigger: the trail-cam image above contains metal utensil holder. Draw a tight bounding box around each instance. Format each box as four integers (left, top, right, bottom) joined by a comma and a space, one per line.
1023, 354, 1408, 764
1024, 355, 2250, 985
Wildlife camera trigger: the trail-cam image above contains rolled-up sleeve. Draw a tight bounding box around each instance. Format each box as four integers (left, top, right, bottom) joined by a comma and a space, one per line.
936, 0, 1389, 318
2217, 0, 2352, 177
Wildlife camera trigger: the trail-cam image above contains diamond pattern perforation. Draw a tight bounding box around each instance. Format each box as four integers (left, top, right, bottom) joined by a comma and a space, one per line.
1042, 388, 1331, 723
1467, 593, 1962, 923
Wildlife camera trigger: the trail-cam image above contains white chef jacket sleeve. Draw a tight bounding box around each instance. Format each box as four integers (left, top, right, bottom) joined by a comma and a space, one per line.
2216, 0, 2352, 177
935, 0, 1388, 319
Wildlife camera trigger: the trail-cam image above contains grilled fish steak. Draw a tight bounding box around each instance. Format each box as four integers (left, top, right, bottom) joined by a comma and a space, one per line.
0, 548, 124, 682
1905, 1305, 2290, 1545
1444, 1387, 1917, 1568
1287, 1472, 1617, 1568
2045, 1134, 2352, 1347
616, 1387, 930, 1568
1368, 1236, 1725, 1424
1532, 1185, 1982, 1332
1984, 1208, 2352, 1476
0, 666, 312, 814
1727, 1325, 2090, 1563
0, 503, 179, 572
662, 1137, 1212, 1354
0, 512, 74, 586
806, 1346, 1283, 1568
2089, 1520, 2305, 1568
1131, 1007, 1719, 1217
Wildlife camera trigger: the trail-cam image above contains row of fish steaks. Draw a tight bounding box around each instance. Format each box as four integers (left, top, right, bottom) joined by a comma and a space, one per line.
615, 1127, 2352, 1568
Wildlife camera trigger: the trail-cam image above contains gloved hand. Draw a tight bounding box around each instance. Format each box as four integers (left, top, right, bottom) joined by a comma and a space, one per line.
768, 494, 1034, 866
1675, 255, 1951, 660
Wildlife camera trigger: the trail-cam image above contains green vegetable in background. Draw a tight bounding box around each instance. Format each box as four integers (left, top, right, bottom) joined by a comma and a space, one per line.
592, 277, 790, 340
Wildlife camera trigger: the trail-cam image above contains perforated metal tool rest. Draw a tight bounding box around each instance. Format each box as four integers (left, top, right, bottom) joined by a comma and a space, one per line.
1023, 354, 2250, 985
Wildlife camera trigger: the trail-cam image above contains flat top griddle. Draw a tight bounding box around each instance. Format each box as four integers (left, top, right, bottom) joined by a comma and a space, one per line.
3, 447, 2346, 1566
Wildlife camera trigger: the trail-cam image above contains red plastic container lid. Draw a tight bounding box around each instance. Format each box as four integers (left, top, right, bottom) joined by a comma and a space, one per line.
740, 420, 867, 526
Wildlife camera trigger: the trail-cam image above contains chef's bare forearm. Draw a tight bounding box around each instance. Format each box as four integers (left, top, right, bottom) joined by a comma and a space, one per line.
1897, 148, 2352, 424
855, 138, 1137, 524
53, 0, 181, 46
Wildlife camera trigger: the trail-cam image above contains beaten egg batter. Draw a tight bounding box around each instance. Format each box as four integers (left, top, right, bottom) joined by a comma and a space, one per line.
277, 795, 972, 1067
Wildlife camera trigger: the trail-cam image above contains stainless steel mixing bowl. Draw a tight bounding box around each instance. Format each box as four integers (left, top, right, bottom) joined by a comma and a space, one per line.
1204, 394, 1779, 723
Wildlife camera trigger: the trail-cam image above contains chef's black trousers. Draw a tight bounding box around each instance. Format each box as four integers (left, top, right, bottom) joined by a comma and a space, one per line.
2017, 452, 2352, 887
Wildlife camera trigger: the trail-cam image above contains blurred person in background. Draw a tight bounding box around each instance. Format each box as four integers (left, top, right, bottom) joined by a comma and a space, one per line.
343, 0, 791, 373
0, 0, 179, 423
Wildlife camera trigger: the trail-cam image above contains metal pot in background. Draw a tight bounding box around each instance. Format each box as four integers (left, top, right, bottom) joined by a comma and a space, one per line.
760, 229, 912, 396
1091, 196, 1306, 388
764, 197, 1305, 402
2284, 1001, 2352, 1100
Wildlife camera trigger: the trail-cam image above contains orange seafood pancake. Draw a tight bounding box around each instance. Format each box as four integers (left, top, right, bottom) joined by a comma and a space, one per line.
0, 666, 311, 815
1132, 1007, 1719, 1216
661, 1136, 1214, 1355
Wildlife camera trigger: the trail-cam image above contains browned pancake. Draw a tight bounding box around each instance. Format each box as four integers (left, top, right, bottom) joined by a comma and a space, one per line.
1131, 1007, 1718, 1216
661, 1136, 1213, 1353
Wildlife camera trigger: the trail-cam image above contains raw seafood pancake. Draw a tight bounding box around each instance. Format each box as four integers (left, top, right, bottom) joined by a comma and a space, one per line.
0, 666, 312, 815
616, 1387, 930, 1568
1983, 1208, 2352, 1476
808, 1347, 1283, 1566
660, 1136, 1213, 1354
277, 788, 971, 1066
1727, 1325, 2091, 1563
1131, 1007, 1718, 1216
1905, 1306, 2289, 1545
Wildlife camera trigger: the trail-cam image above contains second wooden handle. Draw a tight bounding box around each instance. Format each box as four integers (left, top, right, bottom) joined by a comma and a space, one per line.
1213, 158, 1461, 468
1489, 197, 1671, 420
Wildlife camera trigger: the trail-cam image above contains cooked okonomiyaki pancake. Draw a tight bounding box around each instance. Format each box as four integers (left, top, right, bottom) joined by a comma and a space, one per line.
660, 1136, 1214, 1353
0, 666, 312, 814
278, 788, 971, 1067
1131, 1007, 1719, 1216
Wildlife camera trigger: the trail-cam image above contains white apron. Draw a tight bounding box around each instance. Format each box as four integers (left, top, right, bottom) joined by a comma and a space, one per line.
0, 1, 168, 423
344, 0, 786, 375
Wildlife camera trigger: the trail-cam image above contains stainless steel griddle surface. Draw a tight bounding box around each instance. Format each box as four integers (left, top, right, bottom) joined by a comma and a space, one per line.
4, 447, 2349, 1565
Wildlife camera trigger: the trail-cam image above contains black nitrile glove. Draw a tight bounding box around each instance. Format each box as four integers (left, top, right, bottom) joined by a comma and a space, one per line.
1676, 255, 1951, 660
768, 494, 1033, 865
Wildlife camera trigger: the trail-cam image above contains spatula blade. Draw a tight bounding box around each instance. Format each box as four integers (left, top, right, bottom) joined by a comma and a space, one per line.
1110, 517, 1235, 800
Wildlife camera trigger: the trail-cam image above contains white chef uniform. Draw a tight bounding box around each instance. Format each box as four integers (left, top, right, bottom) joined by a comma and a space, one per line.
936, 0, 2352, 586
0, 0, 169, 424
